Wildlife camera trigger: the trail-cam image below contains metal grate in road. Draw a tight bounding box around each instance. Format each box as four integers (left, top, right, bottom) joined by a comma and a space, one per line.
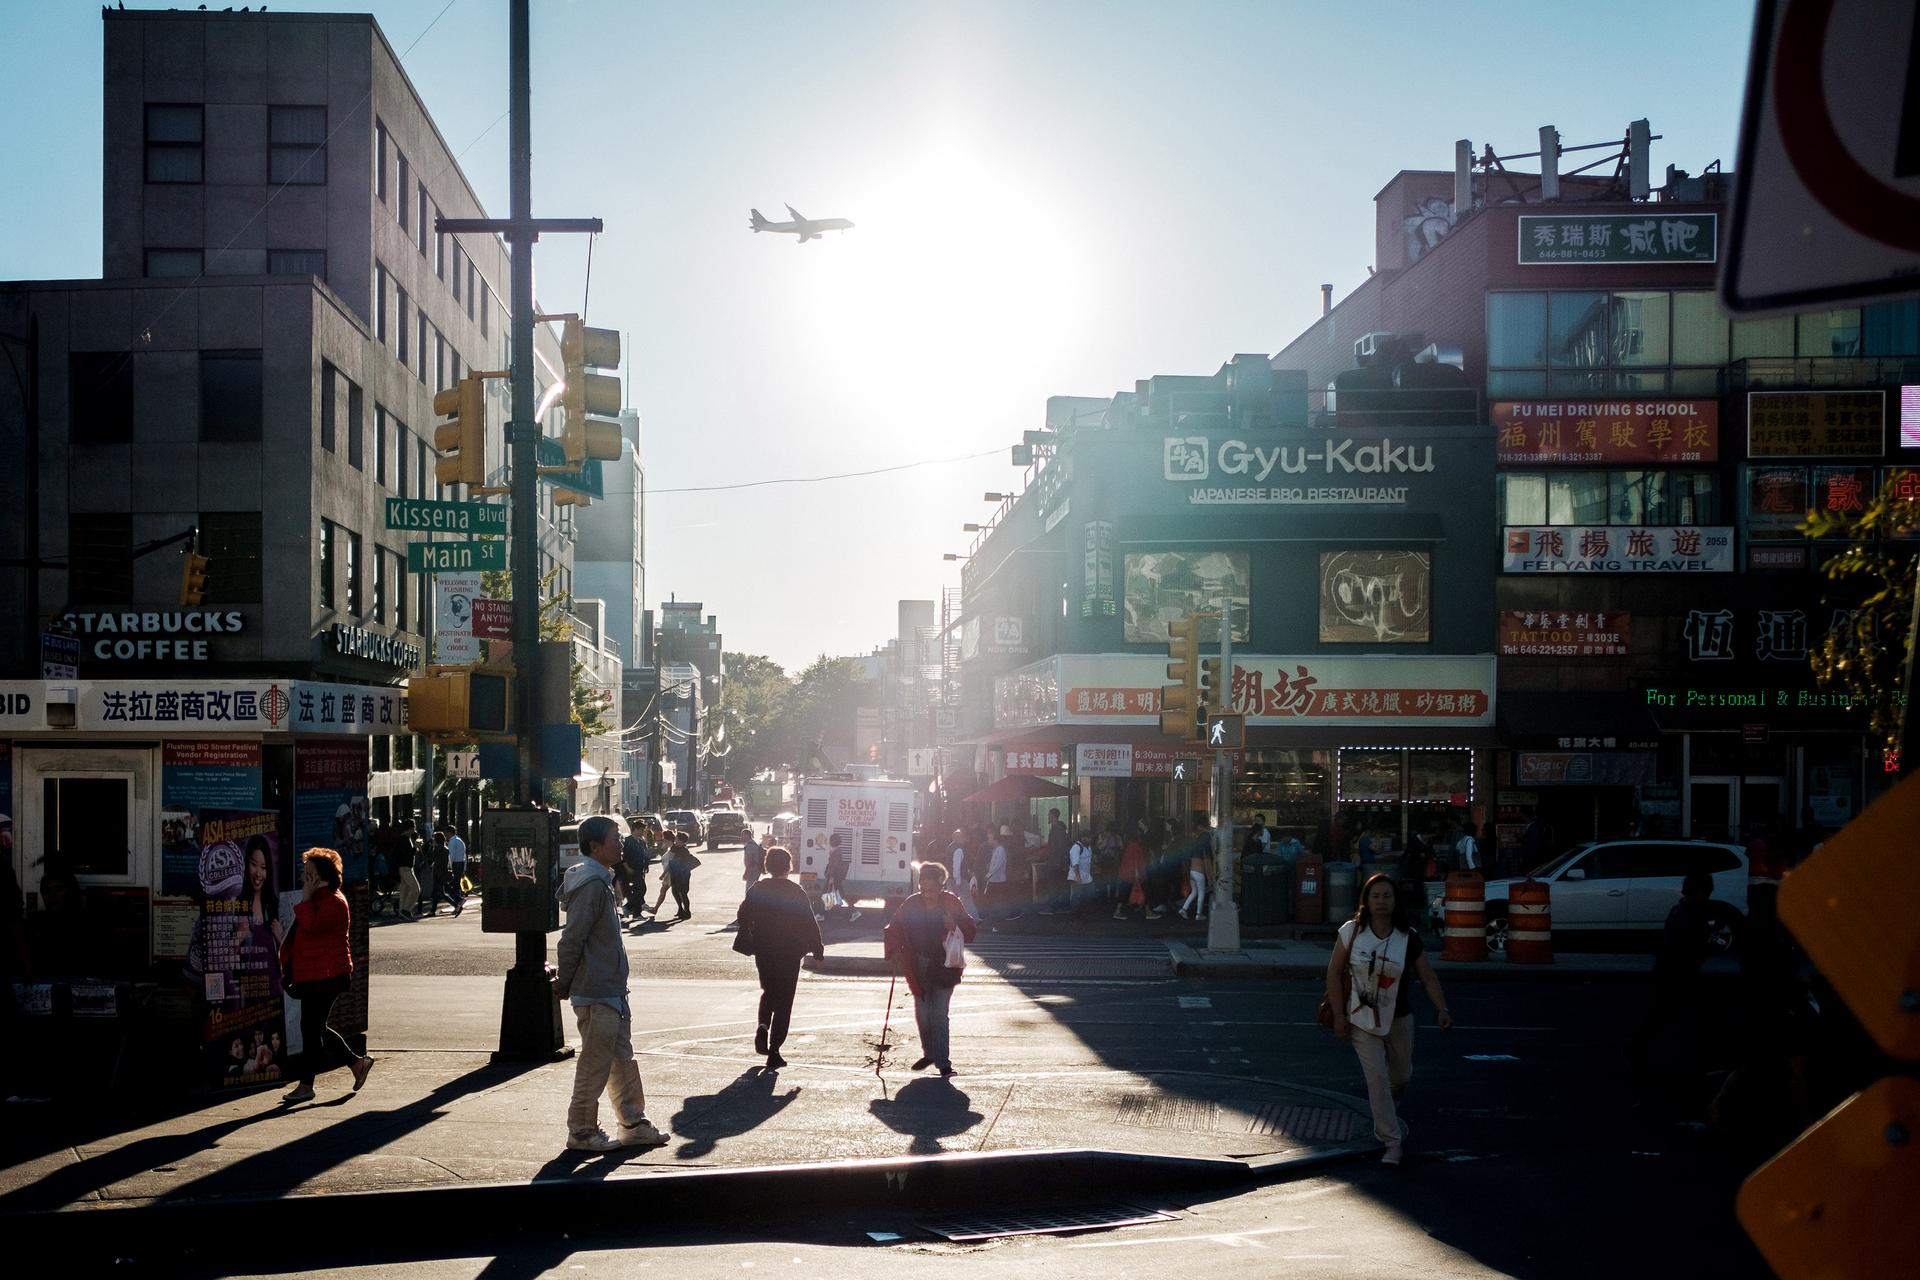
921, 1203, 1177, 1241
1240, 1102, 1365, 1142
1113, 1092, 1219, 1132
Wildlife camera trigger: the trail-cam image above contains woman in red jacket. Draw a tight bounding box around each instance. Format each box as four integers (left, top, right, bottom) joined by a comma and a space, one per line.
279, 849, 373, 1103
884, 862, 977, 1077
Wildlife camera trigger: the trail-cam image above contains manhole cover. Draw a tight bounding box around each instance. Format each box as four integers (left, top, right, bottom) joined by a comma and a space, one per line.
1113, 1093, 1218, 1132
1240, 1103, 1365, 1142
921, 1203, 1176, 1241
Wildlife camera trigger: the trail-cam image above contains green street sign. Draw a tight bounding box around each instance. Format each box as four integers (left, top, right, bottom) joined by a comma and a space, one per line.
535, 436, 605, 499
386, 497, 508, 533
407, 539, 507, 573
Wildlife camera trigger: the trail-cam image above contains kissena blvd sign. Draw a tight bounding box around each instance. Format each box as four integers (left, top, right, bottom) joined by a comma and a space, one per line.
1163, 435, 1435, 506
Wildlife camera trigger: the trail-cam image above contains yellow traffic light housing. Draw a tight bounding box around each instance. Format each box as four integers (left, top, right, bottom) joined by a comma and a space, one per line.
179, 552, 209, 606
559, 316, 623, 465
1160, 614, 1203, 740
1199, 656, 1222, 715
406, 665, 513, 740
554, 488, 592, 509
433, 376, 486, 487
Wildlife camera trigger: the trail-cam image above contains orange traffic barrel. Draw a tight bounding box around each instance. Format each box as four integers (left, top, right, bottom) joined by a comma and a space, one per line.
1442, 871, 1487, 962
1506, 878, 1553, 964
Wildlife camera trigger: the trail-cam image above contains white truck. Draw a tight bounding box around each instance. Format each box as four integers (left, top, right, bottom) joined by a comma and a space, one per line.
796, 775, 920, 910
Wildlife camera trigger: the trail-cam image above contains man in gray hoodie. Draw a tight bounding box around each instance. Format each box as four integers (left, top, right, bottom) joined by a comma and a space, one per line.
556, 815, 669, 1152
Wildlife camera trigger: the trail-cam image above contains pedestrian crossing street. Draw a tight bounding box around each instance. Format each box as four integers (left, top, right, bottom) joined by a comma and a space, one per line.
960, 932, 1174, 979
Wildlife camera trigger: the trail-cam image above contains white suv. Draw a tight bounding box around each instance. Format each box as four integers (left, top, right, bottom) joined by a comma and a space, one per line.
1431, 839, 1749, 955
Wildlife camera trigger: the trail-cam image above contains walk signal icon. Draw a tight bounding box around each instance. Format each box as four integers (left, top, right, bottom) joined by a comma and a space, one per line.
1205, 713, 1245, 750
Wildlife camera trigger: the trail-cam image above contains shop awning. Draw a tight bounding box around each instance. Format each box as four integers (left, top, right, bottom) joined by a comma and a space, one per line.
963, 774, 1072, 804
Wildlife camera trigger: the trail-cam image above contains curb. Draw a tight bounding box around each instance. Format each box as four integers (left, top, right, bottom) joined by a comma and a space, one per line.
0, 1144, 1364, 1265
807, 954, 895, 976
1167, 942, 1728, 983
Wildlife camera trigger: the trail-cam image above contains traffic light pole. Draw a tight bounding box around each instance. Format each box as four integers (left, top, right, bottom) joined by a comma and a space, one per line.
1206, 596, 1240, 953
438, 0, 601, 1061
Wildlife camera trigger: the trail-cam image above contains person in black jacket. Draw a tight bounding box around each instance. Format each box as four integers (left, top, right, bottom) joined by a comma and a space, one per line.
735, 846, 823, 1069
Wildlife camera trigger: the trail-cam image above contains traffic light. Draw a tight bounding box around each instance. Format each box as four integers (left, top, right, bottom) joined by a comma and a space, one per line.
406, 666, 513, 739
1199, 656, 1223, 715
560, 317, 622, 465
553, 488, 592, 510
433, 375, 486, 487
1160, 614, 1203, 741
179, 552, 209, 606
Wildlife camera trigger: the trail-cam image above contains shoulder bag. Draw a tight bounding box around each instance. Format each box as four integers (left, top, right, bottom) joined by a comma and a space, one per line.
280, 916, 299, 988
1316, 921, 1353, 1032
731, 908, 757, 956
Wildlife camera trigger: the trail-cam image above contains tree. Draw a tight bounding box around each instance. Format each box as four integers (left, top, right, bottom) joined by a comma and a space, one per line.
776, 655, 873, 772
478, 567, 612, 738
715, 652, 792, 788
1801, 479, 1919, 759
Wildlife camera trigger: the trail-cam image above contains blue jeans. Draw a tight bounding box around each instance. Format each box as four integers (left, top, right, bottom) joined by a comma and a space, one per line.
913, 972, 955, 1068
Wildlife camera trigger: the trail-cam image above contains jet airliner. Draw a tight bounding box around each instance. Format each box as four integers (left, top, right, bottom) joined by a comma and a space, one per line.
749, 204, 855, 242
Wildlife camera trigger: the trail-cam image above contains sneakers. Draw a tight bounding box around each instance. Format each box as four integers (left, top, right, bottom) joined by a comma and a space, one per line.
910, 1056, 933, 1071
848, 910, 863, 922
567, 1128, 622, 1152
754, 1025, 770, 1056
618, 1119, 670, 1147
281, 1084, 315, 1104
350, 1055, 375, 1091
1381, 1145, 1403, 1166
937, 1063, 957, 1078
1148, 906, 1167, 918
765, 1052, 788, 1070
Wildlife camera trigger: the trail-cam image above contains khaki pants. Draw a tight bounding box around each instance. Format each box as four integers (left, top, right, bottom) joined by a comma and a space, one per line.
1350, 1015, 1414, 1150
568, 1002, 648, 1137
397, 867, 420, 915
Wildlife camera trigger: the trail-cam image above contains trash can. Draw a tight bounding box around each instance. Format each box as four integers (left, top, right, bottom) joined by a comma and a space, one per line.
1326, 860, 1360, 923
1239, 850, 1284, 926
1293, 851, 1325, 925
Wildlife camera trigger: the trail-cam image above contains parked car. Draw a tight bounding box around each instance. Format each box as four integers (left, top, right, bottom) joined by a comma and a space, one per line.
664, 809, 703, 843
633, 813, 666, 842
705, 809, 748, 850
1431, 839, 1749, 955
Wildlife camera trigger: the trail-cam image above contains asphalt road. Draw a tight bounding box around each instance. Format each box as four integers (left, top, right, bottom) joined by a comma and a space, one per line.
343, 858, 1772, 1279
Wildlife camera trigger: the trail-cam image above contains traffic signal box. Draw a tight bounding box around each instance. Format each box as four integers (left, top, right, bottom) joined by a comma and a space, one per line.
1161, 614, 1203, 740
559, 317, 622, 467
406, 665, 513, 740
178, 551, 209, 606
1736, 768, 1920, 1277
433, 376, 486, 487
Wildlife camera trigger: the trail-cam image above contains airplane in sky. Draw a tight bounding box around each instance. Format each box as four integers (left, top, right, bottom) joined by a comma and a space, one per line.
749, 204, 855, 242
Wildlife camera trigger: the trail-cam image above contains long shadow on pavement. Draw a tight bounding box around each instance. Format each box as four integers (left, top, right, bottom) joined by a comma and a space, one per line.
669, 1066, 801, 1160
868, 1077, 983, 1157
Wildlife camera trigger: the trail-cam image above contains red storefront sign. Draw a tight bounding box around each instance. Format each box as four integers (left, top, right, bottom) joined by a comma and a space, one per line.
1498, 610, 1632, 657
1493, 400, 1719, 464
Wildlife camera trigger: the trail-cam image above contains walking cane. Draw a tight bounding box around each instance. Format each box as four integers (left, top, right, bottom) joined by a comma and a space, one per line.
873, 970, 898, 1076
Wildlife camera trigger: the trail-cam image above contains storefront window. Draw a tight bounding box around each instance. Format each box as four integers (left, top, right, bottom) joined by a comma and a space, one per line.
1499, 473, 1548, 525
1487, 292, 1547, 368
1672, 291, 1730, 365
1549, 291, 1609, 368
1548, 471, 1610, 525
1670, 470, 1719, 524
1231, 750, 1333, 851
1797, 309, 1862, 357
41, 776, 131, 878
1488, 370, 1548, 398
1731, 314, 1794, 360
1610, 292, 1670, 366
1505, 470, 1719, 526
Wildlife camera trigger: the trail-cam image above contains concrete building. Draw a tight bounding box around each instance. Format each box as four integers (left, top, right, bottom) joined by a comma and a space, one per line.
572, 408, 647, 811
655, 600, 723, 805
0, 9, 576, 983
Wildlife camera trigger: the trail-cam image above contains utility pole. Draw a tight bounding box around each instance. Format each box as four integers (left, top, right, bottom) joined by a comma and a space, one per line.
1207, 597, 1240, 953
437, 0, 601, 1060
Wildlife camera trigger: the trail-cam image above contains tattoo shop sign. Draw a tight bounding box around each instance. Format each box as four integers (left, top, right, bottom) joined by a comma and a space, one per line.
1502, 526, 1734, 573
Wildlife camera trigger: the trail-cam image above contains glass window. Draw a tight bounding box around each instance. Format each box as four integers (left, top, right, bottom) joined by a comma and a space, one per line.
1613, 471, 1668, 525
374, 404, 388, 485
1549, 471, 1610, 526
200, 351, 262, 442
1610, 370, 1669, 393
144, 249, 203, 278
1797, 308, 1862, 357
416, 438, 428, 498
1610, 291, 1669, 366
480, 286, 490, 337
435, 330, 446, 392
346, 380, 363, 469
417, 573, 429, 633
373, 546, 387, 623
418, 308, 429, 383
42, 777, 130, 878
397, 153, 410, 230
346, 529, 362, 616
1863, 300, 1920, 355
396, 287, 409, 362
1671, 471, 1719, 524
1488, 370, 1548, 398
199, 510, 263, 601
319, 362, 336, 452
1549, 292, 1608, 368
320, 519, 336, 609
1487, 292, 1547, 368
268, 105, 326, 184
395, 554, 408, 630
436, 215, 446, 278
466, 262, 477, 320
418, 182, 430, 255
69, 514, 133, 603
396, 423, 409, 494
1500, 473, 1548, 525
268, 249, 325, 277
374, 263, 388, 342
1672, 291, 1729, 365
1732, 314, 1795, 359
375, 119, 388, 202
144, 104, 202, 183
1549, 370, 1611, 396
1671, 368, 1721, 396
70, 353, 134, 444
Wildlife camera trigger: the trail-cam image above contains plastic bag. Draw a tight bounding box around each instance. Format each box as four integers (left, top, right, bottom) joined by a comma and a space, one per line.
943, 925, 967, 970
821, 887, 846, 911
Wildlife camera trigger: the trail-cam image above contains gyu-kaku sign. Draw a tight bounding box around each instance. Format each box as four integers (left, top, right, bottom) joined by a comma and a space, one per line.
408, 539, 507, 574
386, 497, 507, 533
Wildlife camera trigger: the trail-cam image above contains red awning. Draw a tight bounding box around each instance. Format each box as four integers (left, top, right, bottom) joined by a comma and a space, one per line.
962, 774, 1073, 804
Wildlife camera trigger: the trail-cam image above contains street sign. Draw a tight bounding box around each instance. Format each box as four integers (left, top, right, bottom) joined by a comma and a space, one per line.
408, 539, 507, 574
1723, 0, 1920, 312
384, 497, 507, 533
40, 631, 79, 679
1204, 713, 1245, 750
471, 598, 512, 640
446, 750, 481, 779
536, 436, 604, 499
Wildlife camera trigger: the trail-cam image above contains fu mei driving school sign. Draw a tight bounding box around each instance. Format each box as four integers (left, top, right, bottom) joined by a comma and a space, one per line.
1493, 401, 1718, 464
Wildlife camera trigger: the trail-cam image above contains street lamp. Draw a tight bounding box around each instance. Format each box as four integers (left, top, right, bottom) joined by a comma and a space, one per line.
962, 523, 982, 532
942, 553, 966, 562
982, 491, 1012, 502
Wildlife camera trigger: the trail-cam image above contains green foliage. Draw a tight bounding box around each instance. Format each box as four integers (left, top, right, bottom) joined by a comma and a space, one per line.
1799, 482, 1920, 754
713, 651, 874, 784
479, 567, 612, 738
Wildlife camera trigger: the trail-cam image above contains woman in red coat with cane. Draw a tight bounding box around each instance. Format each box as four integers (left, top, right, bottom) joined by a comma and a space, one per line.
883, 862, 977, 1077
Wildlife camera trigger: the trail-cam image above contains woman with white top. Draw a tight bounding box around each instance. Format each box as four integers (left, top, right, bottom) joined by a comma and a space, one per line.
1325, 872, 1452, 1165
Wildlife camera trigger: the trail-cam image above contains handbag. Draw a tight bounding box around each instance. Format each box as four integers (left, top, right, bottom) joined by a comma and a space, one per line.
1317, 922, 1353, 1032
731, 910, 756, 956
280, 918, 298, 988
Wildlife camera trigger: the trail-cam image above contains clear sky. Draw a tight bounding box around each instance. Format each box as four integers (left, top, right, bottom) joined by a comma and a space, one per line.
0, 0, 1755, 671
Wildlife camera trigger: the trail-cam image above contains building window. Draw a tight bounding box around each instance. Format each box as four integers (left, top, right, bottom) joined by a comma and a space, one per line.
1609, 292, 1670, 366
417, 437, 428, 498
199, 510, 264, 601
372, 546, 387, 623
374, 263, 388, 342
418, 182, 429, 256
418, 307, 430, 383
435, 330, 446, 393
145, 249, 203, 278
69, 514, 133, 603
396, 286, 410, 363
347, 380, 364, 469
374, 404, 389, 485
1500, 469, 1721, 526
319, 361, 337, 452
1864, 300, 1920, 355
480, 286, 489, 337
346, 529, 362, 617
436, 213, 446, 278
1672, 291, 1729, 365
199, 350, 263, 442
417, 572, 429, 637
451, 244, 462, 300
1797, 309, 1863, 357
1731, 314, 1795, 360
69, 353, 134, 444
268, 105, 327, 184
375, 119, 388, 202
320, 519, 337, 609
466, 262, 477, 321
268, 249, 326, 277
396, 423, 410, 494
451, 350, 461, 384
1487, 293, 1547, 369
144, 104, 203, 183
397, 152, 410, 230
394, 553, 409, 631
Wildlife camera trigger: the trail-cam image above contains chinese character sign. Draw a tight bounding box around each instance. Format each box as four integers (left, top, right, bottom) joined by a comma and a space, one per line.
1503, 526, 1734, 573
1747, 391, 1886, 457
1493, 401, 1718, 464
1498, 611, 1632, 658
1745, 466, 1810, 539
1081, 521, 1116, 619
1517, 213, 1717, 264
